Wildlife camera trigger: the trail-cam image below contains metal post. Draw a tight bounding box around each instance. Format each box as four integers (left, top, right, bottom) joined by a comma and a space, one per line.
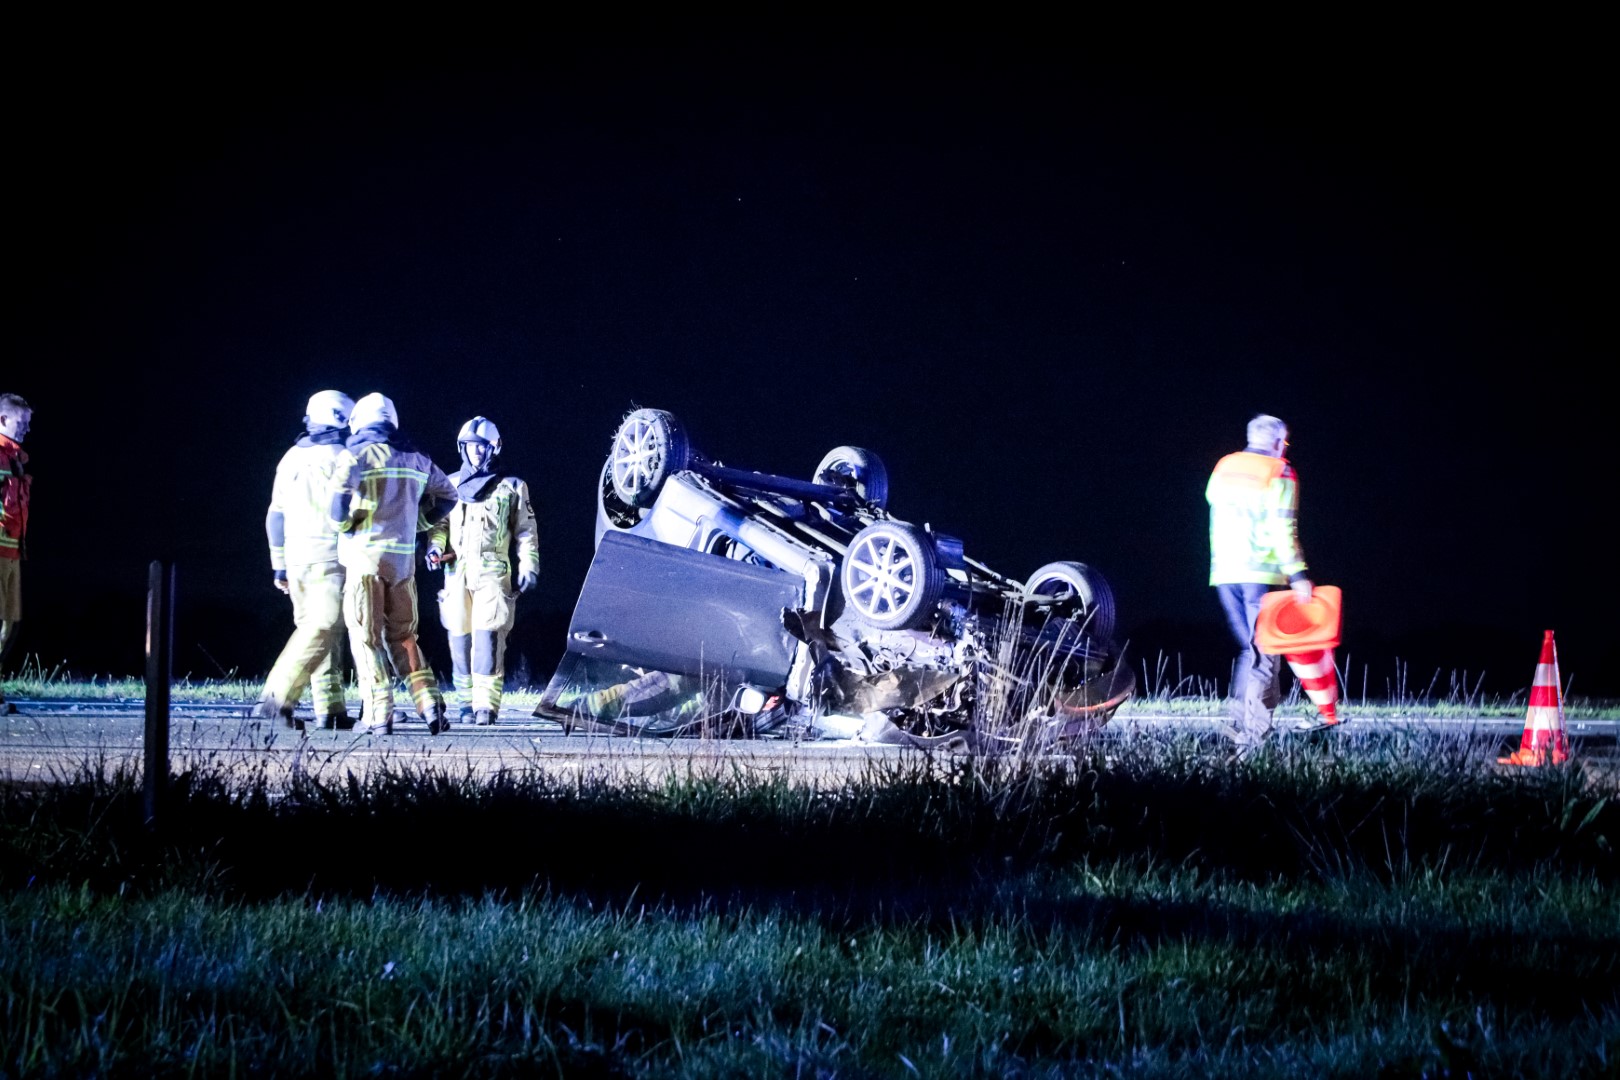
143, 560, 173, 827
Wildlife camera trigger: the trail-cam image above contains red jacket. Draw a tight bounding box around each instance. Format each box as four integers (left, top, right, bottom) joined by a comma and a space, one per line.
0, 433, 29, 561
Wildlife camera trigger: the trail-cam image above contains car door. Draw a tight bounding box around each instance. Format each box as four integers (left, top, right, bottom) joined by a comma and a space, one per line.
564, 531, 801, 687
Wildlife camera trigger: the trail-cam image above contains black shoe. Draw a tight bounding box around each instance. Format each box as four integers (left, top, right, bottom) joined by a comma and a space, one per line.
474, 709, 495, 726
317, 712, 356, 731
427, 705, 450, 736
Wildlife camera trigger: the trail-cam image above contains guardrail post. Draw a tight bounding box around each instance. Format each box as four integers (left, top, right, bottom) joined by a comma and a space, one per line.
143, 560, 174, 828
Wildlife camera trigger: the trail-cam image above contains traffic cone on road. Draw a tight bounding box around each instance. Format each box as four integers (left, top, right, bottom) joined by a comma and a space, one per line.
1498, 630, 1570, 766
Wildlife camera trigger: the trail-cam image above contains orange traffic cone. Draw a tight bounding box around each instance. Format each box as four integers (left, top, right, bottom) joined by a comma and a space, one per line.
1256, 586, 1342, 731
1499, 630, 1570, 766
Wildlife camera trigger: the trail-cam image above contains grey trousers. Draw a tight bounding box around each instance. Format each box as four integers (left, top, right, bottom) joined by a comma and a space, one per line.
1217, 583, 1281, 737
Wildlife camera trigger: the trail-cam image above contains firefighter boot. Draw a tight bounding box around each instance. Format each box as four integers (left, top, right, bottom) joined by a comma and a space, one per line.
251, 696, 303, 731
474, 709, 495, 726
317, 711, 356, 731
427, 701, 451, 736
358, 702, 393, 736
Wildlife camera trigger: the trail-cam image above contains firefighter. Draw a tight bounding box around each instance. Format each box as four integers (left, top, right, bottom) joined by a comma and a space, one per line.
425, 416, 539, 725
330, 393, 458, 734
0, 393, 33, 715
1206, 413, 1313, 747
250, 391, 356, 730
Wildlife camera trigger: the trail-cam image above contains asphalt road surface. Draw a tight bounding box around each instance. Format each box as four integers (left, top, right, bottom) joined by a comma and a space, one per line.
4, 699, 1615, 788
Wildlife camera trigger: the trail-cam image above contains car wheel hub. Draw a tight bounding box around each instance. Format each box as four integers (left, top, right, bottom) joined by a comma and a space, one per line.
612, 418, 665, 498
847, 535, 916, 618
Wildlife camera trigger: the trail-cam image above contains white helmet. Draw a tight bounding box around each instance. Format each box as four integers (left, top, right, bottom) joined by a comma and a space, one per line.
456, 416, 503, 456
349, 393, 400, 432
304, 390, 355, 431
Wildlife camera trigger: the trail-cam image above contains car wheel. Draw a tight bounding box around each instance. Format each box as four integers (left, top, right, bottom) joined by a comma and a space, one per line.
610, 408, 691, 507
813, 446, 889, 510
840, 522, 946, 630
595, 459, 646, 546
1023, 561, 1117, 642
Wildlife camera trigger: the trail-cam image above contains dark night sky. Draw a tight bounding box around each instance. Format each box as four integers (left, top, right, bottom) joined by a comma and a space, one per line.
11, 31, 1615, 697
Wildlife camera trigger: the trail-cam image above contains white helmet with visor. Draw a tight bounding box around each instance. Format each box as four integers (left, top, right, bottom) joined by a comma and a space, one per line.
349, 393, 400, 432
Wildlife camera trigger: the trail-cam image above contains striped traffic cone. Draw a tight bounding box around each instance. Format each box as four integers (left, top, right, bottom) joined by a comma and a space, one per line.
1498, 630, 1570, 766
1287, 647, 1340, 731
1254, 586, 1343, 733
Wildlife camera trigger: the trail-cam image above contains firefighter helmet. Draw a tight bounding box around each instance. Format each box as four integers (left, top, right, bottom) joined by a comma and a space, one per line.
303, 390, 355, 431
349, 393, 400, 432
456, 416, 502, 457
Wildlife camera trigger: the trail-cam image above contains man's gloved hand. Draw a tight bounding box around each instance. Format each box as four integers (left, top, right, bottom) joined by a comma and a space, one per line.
425, 547, 444, 572
1290, 577, 1314, 603
517, 570, 539, 594
273, 570, 290, 595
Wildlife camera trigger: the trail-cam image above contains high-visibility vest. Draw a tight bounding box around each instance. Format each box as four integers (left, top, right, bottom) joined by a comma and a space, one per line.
1206, 450, 1307, 586
267, 440, 346, 570
427, 476, 540, 585
330, 440, 456, 578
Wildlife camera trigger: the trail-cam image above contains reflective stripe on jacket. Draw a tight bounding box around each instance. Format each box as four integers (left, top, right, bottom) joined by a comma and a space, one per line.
0, 434, 28, 561
427, 477, 540, 585
331, 441, 456, 578
1206, 450, 1307, 586
267, 441, 345, 569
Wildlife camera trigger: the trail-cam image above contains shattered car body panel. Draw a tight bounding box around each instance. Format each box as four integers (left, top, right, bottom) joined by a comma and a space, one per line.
539, 408, 1135, 743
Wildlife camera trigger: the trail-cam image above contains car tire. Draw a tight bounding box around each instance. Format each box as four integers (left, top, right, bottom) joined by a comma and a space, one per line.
1023, 561, 1117, 642
610, 408, 692, 508
840, 521, 946, 631
813, 446, 889, 510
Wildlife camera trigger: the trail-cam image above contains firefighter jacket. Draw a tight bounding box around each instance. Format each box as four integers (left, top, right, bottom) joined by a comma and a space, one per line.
427, 473, 539, 586
1206, 450, 1307, 586
266, 435, 346, 570
0, 433, 29, 562
330, 434, 456, 579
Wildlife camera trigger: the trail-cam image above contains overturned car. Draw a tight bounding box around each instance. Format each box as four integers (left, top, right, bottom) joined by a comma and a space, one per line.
534, 408, 1134, 745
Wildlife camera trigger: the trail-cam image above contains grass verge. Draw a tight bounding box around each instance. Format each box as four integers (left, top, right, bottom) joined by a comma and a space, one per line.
2, 734, 1617, 1076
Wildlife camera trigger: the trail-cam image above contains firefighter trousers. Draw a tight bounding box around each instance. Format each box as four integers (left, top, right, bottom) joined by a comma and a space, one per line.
260, 562, 348, 718
438, 570, 517, 716
345, 567, 443, 722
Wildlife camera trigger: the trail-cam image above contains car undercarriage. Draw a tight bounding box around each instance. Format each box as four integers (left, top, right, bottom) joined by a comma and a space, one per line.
535, 408, 1134, 747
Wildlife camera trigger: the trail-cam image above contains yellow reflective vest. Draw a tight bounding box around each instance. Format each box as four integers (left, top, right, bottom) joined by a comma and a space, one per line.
1206, 451, 1307, 586
427, 476, 539, 586
267, 440, 345, 570
330, 440, 456, 578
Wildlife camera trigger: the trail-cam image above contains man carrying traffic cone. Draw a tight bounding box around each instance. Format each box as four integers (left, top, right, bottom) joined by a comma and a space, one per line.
1498, 630, 1570, 766
1206, 414, 1315, 746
